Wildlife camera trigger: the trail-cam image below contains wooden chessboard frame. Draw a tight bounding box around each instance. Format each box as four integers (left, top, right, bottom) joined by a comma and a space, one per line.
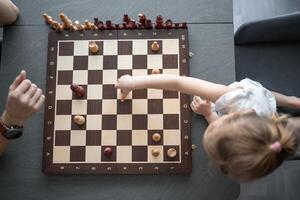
43, 28, 191, 174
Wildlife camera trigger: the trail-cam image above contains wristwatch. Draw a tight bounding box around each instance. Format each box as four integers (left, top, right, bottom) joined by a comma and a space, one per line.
0, 118, 23, 140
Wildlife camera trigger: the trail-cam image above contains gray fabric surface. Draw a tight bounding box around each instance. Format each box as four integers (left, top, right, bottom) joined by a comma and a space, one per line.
235, 15, 300, 160
0, 24, 239, 200
235, 12, 300, 44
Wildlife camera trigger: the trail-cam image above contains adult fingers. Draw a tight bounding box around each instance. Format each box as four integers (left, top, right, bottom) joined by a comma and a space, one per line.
9, 70, 27, 92
34, 95, 45, 111
31, 88, 43, 102
24, 84, 37, 97
15, 79, 31, 93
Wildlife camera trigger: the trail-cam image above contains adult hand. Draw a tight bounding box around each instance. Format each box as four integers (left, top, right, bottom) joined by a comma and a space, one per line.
1, 70, 45, 126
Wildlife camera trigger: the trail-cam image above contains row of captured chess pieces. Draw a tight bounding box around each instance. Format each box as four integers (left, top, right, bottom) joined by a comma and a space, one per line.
43, 13, 187, 32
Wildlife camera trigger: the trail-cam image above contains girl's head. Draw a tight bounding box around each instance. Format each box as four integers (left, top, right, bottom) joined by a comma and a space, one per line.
203, 110, 299, 182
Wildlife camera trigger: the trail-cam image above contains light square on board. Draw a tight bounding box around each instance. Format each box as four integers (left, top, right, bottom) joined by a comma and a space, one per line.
162, 39, 179, 54
163, 99, 180, 114
103, 40, 118, 55
147, 145, 163, 163
118, 55, 132, 69
53, 146, 70, 163
70, 130, 86, 146
54, 115, 71, 130
88, 55, 103, 70
147, 89, 163, 99
56, 85, 72, 100
102, 70, 118, 84
163, 130, 181, 145
74, 40, 89, 56
132, 69, 148, 76
87, 85, 102, 99
73, 70, 88, 85
101, 130, 117, 145
85, 146, 101, 163
148, 114, 163, 130
132, 40, 148, 55
147, 55, 162, 69
57, 56, 73, 70
102, 99, 117, 114
132, 99, 147, 114
162, 69, 180, 76
117, 146, 132, 163
72, 100, 87, 115
132, 130, 148, 145
117, 115, 132, 130
86, 115, 102, 130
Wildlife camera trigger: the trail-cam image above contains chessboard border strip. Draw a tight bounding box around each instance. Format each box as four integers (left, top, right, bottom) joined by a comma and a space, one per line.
43, 29, 191, 174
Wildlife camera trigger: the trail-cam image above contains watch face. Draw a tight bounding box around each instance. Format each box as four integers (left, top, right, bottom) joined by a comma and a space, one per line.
3, 128, 23, 140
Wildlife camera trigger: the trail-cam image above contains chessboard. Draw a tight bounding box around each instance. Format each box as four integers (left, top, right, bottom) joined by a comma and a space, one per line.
43, 28, 191, 174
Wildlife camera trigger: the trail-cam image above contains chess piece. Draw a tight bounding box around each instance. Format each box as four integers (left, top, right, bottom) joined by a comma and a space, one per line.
84, 20, 92, 30
104, 147, 113, 157
123, 14, 130, 24
57, 23, 64, 32
152, 133, 161, 142
151, 149, 160, 157
155, 15, 164, 29
74, 115, 85, 126
166, 19, 173, 29
70, 84, 85, 98
43, 13, 53, 24
89, 41, 99, 54
167, 148, 177, 158
105, 20, 115, 29
181, 22, 188, 29
90, 23, 98, 30
138, 13, 146, 27
70, 24, 78, 31
96, 20, 104, 30
179, 22, 187, 29
151, 41, 160, 52
151, 68, 160, 75
145, 19, 153, 29
50, 21, 60, 31
59, 13, 72, 30
128, 20, 137, 29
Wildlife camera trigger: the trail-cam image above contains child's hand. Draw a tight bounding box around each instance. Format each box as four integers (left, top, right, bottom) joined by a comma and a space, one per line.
190, 96, 213, 117
289, 96, 300, 109
115, 74, 135, 101
1, 70, 45, 126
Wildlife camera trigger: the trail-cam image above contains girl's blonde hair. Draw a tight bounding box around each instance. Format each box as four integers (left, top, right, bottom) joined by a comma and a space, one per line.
203, 111, 299, 182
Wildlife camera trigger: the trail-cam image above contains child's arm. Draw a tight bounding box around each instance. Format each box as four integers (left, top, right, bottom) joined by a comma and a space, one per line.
0, 0, 19, 25
272, 91, 300, 109
115, 74, 234, 102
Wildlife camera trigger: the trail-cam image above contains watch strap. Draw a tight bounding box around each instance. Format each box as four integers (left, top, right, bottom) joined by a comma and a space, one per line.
0, 118, 7, 134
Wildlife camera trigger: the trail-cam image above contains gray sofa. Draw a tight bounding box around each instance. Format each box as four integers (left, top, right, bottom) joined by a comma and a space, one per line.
234, 12, 300, 160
